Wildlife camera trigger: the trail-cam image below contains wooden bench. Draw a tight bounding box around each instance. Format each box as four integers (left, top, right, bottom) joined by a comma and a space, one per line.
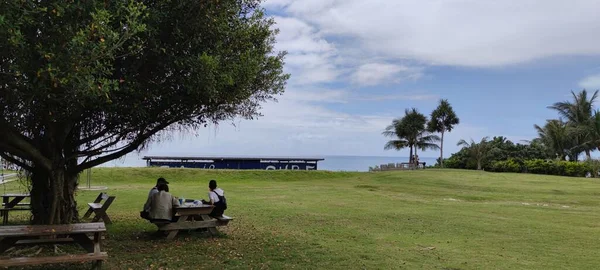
0, 222, 107, 269
83, 193, 115, 224
0, 194, 31, 225
0, 207, 31, 225
152, 204, 233, 240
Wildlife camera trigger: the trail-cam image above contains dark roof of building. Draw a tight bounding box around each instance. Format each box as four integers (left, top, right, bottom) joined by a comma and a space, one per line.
142, 156, 325, 161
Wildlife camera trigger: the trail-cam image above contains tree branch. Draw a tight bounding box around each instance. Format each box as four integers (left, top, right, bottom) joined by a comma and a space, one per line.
0, 152, 33, 171
74, 121, 177, 172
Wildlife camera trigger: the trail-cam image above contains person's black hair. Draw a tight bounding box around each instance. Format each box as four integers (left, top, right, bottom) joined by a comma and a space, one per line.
209, 180, 217, 190
157, 183, 169, 192
156, 177, 168, 185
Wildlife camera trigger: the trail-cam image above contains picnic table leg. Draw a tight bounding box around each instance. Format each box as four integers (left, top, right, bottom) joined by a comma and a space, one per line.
1, 197, 11, 224
91, 210, 112, 224
71, 233, 95, 253
93, 232, 103, 270
166, 215, 190, 240
83, 206, 94, 219
5, 197, 25, 208
200, 214, 219, 235
2, 210, 7, 225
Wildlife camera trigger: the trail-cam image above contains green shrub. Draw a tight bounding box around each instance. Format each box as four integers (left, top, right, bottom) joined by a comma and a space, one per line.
522, 159, 589, 177
489, 159, 522, 173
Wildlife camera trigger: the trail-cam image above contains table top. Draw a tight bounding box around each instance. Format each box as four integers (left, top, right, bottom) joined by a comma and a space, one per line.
1, 194, 30, 197
176, 202, 214, 209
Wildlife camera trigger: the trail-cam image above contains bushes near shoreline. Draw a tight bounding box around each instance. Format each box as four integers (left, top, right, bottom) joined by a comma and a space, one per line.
487, 159, 598, 177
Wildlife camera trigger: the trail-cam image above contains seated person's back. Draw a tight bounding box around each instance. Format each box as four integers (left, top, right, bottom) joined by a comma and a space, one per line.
147, 183, 179, 221
205, 179, 226, 217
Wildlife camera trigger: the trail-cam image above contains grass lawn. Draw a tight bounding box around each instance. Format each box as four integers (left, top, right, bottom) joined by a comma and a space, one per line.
2, 168, 600, 269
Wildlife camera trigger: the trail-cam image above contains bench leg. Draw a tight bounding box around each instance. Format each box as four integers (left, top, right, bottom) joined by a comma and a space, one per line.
200, 215, 220, 235
83, 207, 94, 219
93, 260, 103, 270
91, 211, 111, 224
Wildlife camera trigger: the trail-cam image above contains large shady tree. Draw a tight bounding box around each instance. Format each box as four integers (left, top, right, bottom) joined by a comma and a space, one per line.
0, 0, 288, 224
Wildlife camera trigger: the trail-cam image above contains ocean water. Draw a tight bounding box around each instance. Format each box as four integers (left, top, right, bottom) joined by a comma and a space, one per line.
103, 154, 438, 172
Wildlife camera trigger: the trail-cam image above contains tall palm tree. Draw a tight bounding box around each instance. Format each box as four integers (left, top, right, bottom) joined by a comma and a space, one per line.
548, 90, 599, 159
457, 137, 490, 170
427, 99, 460, 168
383, 108, 439, 162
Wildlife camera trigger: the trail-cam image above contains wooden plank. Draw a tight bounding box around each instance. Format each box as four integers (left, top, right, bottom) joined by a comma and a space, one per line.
1, 203, 30, 206
0, 252, 107, 267
175, 206, 213, 216
15, 236, 104, 246
15, 238, 75, 245
0, 207, 31, 211
0, 223, 106, 237
157, 219, 219, 231
87, 203, 103, 209
83, 193, 105, 219
0, 194, 30, 197
4, 197, 26, 209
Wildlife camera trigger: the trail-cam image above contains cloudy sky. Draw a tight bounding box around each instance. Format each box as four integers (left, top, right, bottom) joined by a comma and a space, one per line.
122, 0, 600, 163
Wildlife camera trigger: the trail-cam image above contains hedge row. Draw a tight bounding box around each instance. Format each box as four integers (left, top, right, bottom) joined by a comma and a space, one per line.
487, 159, 592, 177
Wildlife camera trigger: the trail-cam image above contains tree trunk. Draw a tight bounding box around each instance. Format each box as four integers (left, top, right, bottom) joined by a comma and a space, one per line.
409, 146, 413, 164
477, 159, 482, 170
414, 147, 418, 167
440, 131, 445, 168
585, 149, 591, 160
30, 167, 79, 225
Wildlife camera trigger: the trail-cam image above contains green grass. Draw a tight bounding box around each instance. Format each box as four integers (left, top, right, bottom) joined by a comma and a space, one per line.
2, 168, 600, 269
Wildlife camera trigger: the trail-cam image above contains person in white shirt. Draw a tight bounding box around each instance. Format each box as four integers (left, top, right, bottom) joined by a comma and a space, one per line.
145, 183, 180, 222
202, 180, 226, 218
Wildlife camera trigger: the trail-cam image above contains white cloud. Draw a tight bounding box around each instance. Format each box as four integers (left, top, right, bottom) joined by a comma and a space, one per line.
579, 74, 600, 90
273, 16, 339, 85
283, 87, 438, 103
272, 0, 600, 67
352, 63, 423, 86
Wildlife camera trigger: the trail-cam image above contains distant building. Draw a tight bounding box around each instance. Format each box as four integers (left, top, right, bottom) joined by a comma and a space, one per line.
142, 156, 324, 170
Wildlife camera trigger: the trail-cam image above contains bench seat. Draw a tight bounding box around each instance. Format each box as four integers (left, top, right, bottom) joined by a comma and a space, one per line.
0, 222, 106, 237
0, 252, 107, 267
215, 215, 233, 225
87, 203, 103, 209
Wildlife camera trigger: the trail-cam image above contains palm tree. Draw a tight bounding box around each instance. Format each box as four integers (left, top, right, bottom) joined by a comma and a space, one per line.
414, 130, 441, 163
427, 99, 460, 168
548, 90, 599, 159
457, 137, 490, 170
534, 119, 572, 160
383, 108, 440, 163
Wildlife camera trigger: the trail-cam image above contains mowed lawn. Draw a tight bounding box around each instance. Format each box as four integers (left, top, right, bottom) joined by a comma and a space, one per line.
2, 168, 600, 269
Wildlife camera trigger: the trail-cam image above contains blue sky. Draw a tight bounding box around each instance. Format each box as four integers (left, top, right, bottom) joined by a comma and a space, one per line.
119, 0, 600, 164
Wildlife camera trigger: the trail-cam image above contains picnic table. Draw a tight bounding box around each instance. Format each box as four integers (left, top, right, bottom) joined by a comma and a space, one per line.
153, 202, 232, 240
0, 222, 107, 269
1, 194, 31, 225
